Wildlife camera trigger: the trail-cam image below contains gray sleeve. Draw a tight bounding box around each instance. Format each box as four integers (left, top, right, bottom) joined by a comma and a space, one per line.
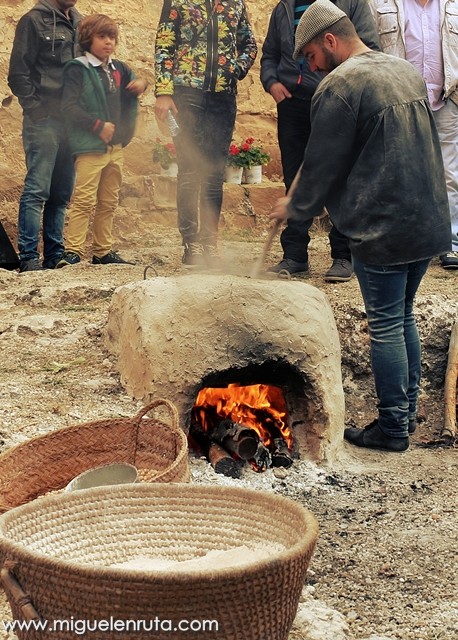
346, 0, 381, 51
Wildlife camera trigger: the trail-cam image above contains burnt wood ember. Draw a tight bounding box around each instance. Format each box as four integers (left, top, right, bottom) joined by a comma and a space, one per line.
208, 443, 242, 479
253, 442, 271, 472
189, 422, 243, 478
272, 437, 294, 468
213, 419, 259, 460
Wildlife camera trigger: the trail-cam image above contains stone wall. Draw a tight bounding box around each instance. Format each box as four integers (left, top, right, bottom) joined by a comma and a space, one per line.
0, 0, 282, 204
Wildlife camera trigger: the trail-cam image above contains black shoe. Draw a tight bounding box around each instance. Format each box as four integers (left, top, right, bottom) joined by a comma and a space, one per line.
344, 419, 409, 452
440, 251, 458, 270
19, 258, 43, 273
92, 251, 134, 265
267, 258, 309, 275
182, 242, 205, 269
56, 251, 81, 268
324, 258, 353, 282
43, 254, 65, 269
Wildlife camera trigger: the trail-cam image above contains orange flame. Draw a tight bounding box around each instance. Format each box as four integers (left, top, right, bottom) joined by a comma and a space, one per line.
193, 383, 292, 449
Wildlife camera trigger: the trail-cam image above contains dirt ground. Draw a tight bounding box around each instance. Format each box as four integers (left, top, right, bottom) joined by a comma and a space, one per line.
0, 212, 457, 639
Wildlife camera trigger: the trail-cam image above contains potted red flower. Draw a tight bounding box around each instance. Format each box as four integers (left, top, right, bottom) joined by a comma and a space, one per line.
225, 138, 270, 184
152, 138, 178, 176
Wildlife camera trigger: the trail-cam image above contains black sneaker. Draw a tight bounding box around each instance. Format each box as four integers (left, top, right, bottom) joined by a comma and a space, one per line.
43, 254, 65, 269
344, 419, 409, 452
324, 258, 353, 282
182, 242, 205, 269
19, 258, 43, 273
440, 251, 458, 270
92, 251, 135, 265
267, 258, 309, 275
56, 251, 81, 268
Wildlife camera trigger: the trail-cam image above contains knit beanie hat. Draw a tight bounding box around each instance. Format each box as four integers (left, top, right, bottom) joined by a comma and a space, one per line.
293, 0, 347, 59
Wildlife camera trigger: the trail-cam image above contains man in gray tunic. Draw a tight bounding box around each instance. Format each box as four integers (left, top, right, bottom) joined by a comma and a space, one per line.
270, 0, 452, 452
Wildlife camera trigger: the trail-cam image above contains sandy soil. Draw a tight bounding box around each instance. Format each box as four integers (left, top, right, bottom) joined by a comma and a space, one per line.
0, 218, 456, 640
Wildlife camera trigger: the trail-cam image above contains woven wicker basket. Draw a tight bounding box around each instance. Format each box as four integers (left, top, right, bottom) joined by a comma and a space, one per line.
0, 483, 318, 640
0, 399, 189, 513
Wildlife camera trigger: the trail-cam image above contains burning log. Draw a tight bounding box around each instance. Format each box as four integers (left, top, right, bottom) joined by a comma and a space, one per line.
208, 443, 242, 479
212, 419, 259, 460
189, 422, 242, 478
271, 437, 294, 468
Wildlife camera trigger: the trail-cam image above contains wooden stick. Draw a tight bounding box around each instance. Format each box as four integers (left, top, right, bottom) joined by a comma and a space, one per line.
249, 220, 281, 278
249, 163, 303, 278
441, 321, 458, 439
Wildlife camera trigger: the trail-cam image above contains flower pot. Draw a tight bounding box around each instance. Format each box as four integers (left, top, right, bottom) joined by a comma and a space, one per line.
224, 166, 243, 184
160, 163, 178, 177
243, 165, 263, 184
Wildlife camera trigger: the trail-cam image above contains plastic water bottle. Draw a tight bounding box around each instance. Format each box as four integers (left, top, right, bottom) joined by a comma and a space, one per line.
166, 110, 180, 137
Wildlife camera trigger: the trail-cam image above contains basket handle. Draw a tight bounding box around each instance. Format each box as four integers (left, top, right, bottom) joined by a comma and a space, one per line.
133, 398, 179, 430
1, 563, 41, 622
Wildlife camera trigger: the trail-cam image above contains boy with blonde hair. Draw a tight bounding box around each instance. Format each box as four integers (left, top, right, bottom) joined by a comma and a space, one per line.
57, 14, 147, 267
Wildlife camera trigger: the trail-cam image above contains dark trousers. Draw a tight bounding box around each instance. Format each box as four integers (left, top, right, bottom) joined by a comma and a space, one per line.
173, 87, 236, 246
277, 96, 350, 262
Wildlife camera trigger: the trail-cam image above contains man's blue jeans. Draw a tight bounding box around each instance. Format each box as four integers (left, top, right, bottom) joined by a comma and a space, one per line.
353, 257, 430, 438
18, 115, 75, 266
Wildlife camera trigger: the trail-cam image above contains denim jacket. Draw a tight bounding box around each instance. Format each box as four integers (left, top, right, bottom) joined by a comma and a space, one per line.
369, 0, 458, 98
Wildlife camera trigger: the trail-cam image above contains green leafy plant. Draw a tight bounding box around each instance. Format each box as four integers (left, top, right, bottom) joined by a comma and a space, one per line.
152, 138, 177, 169
227, 137, 270, 169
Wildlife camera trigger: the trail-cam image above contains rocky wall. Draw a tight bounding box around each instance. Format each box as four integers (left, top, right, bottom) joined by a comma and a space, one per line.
0, 0, 282, 197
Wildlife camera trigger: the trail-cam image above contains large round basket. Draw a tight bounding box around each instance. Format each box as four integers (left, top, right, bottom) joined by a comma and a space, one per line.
0, 483, 319, 640
0, 399, 189, 513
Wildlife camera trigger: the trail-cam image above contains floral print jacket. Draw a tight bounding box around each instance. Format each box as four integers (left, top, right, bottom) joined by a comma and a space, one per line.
155, 0, 257, 96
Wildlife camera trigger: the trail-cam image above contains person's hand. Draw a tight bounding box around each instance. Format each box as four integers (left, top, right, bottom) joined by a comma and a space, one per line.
269, 195, 291, 222
269, 82, 292, 104
155, 95, 177, 121
126, 79, 148, 96
99, 122, 115, 144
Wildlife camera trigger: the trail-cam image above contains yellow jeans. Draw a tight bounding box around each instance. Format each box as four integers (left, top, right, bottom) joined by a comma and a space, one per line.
65, 144, 123, 258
